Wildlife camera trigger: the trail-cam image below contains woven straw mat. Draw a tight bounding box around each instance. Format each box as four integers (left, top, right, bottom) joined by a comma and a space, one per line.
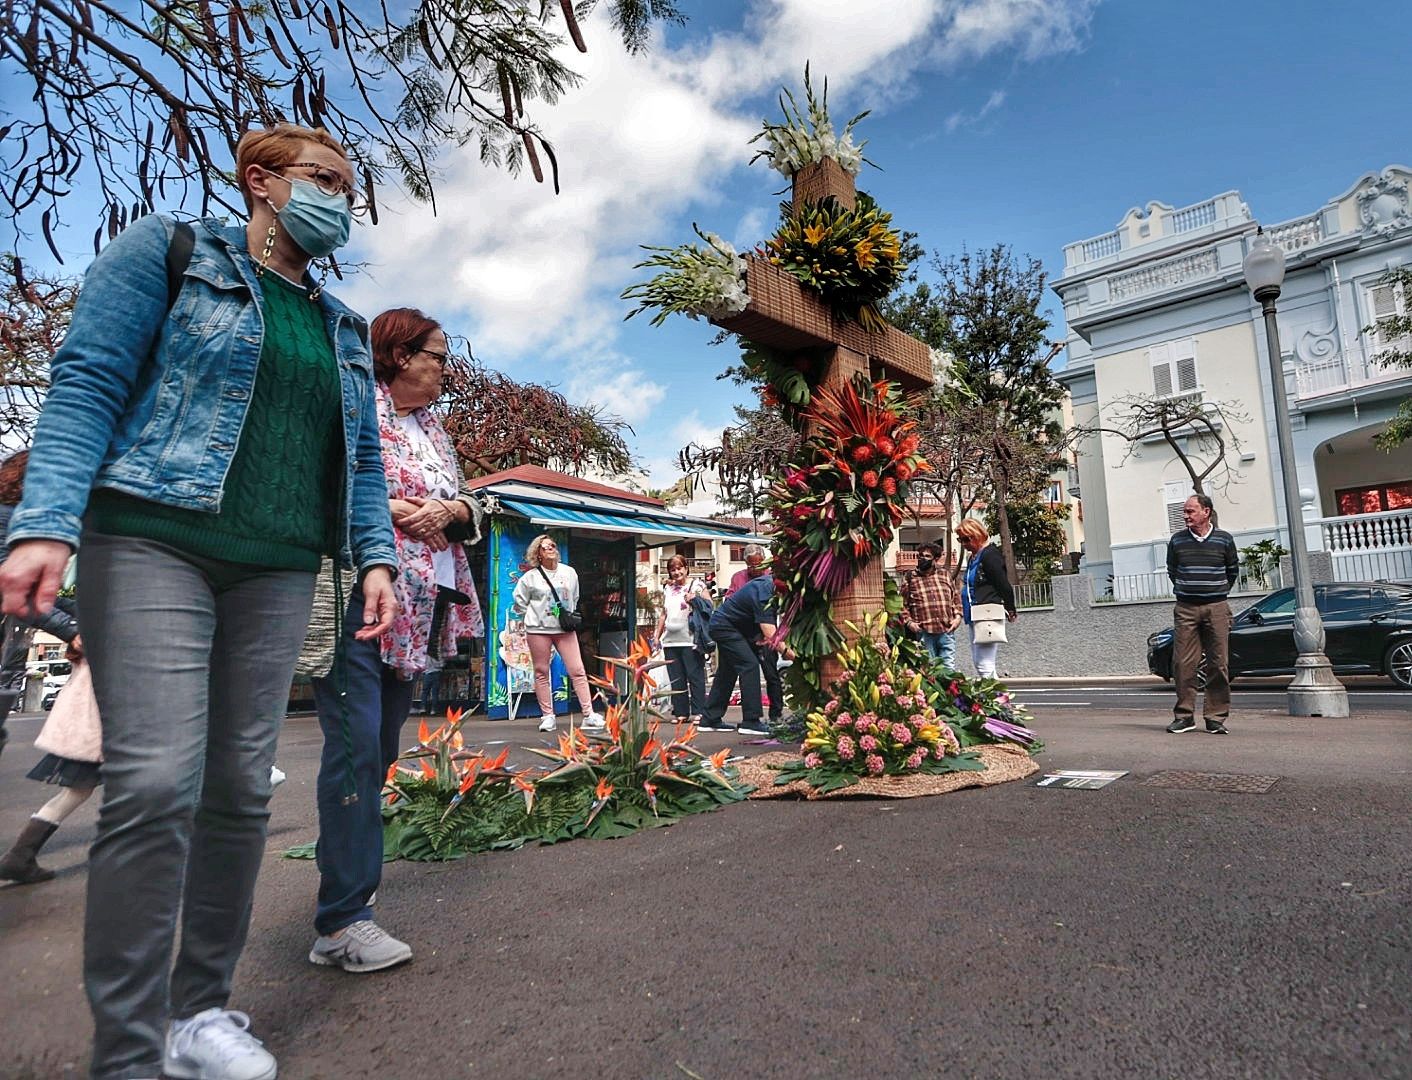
739, 743, 1038, 800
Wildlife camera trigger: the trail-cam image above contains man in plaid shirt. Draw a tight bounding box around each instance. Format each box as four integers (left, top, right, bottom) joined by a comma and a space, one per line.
900, 541, 961, 669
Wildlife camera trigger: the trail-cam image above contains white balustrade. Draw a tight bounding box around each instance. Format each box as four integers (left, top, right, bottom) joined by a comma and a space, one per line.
1082, 231, 1122, 262
1268, 214, 1323, 253
1108, 248, 1219, 302
1319, 507, 1412, 553
1168, 200, 1218, 235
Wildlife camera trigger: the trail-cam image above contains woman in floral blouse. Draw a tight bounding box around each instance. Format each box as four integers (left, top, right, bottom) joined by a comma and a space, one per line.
298, 307, 483, 975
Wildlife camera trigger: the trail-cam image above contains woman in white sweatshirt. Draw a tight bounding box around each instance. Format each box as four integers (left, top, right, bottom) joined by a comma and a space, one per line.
510, 534, 601, 732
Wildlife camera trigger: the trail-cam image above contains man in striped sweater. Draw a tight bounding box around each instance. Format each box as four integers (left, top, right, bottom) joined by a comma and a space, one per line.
1165, 493, 1240, 734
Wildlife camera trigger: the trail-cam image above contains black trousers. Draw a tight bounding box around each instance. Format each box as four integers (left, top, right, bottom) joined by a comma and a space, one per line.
754, 643, 783, 720
701, 627, 761, 726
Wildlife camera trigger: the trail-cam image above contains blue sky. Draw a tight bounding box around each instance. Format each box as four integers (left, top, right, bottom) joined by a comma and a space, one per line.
22, 0, 1412, 498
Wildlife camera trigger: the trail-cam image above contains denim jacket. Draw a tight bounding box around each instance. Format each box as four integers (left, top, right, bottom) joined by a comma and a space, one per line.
8, 215, 396, 574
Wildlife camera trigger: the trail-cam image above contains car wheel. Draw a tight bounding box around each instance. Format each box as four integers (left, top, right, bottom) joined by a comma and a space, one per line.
1386, 640, 1412, 689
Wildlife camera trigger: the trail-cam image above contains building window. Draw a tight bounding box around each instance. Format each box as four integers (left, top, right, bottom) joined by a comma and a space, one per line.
1366, 280, 1409, 352
1044, 479, 1063, 504
1336, 481, 1412, 516
1148, 338, 1199, 398
1163, 480, 1192, 532
727, 543, 746, 561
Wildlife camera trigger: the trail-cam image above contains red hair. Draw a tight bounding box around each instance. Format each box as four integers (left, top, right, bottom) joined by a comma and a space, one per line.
234, 124, 349, 213
369, 307, 442, 384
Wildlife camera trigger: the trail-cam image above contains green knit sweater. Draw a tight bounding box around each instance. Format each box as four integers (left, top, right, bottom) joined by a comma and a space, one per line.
89, 272, 344, 570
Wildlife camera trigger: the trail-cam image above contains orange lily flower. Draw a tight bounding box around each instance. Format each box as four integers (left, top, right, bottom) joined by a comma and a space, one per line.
418, 756, 436, 779
417, 718, 431, 746
643, 781, 658, 815
605, 702, 626, 742
594, 776, 614, 801
639, 738, 660, 761
709, 748, 731, 771
445, 706, 464, 726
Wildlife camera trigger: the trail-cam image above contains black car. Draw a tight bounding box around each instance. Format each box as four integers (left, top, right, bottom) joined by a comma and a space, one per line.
1147, 581, 1412, 689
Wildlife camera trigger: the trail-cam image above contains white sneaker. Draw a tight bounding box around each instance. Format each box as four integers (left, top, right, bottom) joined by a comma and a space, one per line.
164, 1008, 277, 1080
538, 715, 557, 732
581, 711, 606, 731
269, 765, 286, 789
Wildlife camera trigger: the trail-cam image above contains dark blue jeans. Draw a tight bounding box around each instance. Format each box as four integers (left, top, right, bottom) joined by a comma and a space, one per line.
664, 645, 706, 718
701, 626, 761, 726
311, 601, 415, 937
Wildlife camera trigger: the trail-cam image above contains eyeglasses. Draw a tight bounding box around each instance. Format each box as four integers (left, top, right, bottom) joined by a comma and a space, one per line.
273, 163, 368, 214
415, 348, 451, 367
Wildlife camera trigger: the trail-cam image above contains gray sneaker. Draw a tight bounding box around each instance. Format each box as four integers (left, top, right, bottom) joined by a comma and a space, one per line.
309, 919, 412, 973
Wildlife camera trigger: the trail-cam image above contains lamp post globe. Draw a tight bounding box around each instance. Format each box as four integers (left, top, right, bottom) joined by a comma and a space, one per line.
1244, 227, 1348, 717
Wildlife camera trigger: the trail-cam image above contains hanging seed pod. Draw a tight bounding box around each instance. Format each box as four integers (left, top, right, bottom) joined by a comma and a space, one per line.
522, 131, 543, 183
265, 25, 290, 68
42, 210, 63, 263
169, 110, 190, 162
323, 3, 339, 49
558, 0, 586, 51
498, 67, 513, 123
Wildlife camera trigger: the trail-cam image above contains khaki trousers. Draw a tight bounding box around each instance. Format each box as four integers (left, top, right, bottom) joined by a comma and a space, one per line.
1173, 599, 1232, 721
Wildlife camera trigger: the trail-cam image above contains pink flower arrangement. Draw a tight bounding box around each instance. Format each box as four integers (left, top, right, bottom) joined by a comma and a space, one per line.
906, 750, 924, 769
891, 723, 912, 744
804, 752, 823, 768
859, 734, 879, 751
836, 735, 856, 760
865, 754, 885, 775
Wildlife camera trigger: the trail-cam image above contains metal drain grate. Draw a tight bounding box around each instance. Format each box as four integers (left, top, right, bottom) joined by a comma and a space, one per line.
1143, 770, 1280, 794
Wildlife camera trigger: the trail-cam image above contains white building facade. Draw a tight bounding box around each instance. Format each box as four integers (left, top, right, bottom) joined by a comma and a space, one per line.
1056, 166, 1412, 595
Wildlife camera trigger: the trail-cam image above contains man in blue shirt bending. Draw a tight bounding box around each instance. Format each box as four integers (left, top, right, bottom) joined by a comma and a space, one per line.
1165, 493, 1240, 735
699, 572, 780, 736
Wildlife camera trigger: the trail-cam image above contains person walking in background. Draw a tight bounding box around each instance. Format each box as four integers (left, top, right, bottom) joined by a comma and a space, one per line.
955, 519, 1016, 679
700, 570, 781, 736
726, 544, 785, 726
511, 535, 601, 733
1165, 493, 1239, 735
900, 540, 962, 670
0, 123, 398, 1080
0, 449, 80, 760
297, 307, 484, 976
654, 554, 709, 723
0, 640, 100, 886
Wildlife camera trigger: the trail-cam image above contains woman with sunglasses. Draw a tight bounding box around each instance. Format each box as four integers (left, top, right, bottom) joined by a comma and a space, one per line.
0, 123, 396, 1080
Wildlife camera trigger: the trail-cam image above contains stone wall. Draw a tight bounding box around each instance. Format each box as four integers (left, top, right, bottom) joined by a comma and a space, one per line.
950, 575, 1262, 679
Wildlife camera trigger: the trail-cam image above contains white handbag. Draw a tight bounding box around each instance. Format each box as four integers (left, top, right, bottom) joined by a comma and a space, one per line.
970, 603, 1008, 644
33, 659, 104, 763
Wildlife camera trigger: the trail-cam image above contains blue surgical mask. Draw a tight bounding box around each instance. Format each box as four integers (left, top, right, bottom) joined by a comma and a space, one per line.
270, 177, 351, 258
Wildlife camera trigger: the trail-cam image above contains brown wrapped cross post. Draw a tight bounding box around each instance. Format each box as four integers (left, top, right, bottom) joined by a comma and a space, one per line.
711, 158, 935, 683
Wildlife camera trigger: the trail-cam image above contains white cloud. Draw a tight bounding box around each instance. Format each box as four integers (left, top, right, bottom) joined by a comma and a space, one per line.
945, 88, 1008, 132
341, 0, 1101, 436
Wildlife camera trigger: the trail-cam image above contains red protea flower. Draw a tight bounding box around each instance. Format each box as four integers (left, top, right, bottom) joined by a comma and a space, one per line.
900, 434, 921, 455
861, 470, 879, 488
761, 386, 780, 407
895, 462, 913, 482
851, 444, 873, 464
881, 477, 898, 495
875, 435, 896, 457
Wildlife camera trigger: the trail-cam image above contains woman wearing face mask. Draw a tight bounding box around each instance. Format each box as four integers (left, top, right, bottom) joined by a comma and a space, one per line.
0, 123, 397, 1080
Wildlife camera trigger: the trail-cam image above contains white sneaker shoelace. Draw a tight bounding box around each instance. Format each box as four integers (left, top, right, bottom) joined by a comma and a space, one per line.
170, 1008, 267, 1067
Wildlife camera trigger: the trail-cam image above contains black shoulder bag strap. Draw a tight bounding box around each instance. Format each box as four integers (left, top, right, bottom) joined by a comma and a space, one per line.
538, 566, 566, 611
166, 220, 195, 312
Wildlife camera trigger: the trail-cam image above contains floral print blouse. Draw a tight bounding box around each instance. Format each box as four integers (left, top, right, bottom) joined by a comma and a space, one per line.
376, 382, 484, 678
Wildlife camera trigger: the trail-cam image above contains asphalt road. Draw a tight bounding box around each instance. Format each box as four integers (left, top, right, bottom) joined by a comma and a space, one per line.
2, 689, 1409, 1079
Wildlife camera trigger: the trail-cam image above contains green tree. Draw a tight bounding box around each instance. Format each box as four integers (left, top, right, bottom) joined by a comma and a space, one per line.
1, 0, 685, 261
1361, 265, 1412, 449
884, 244, 1067, 581
984, 498, 1069, 580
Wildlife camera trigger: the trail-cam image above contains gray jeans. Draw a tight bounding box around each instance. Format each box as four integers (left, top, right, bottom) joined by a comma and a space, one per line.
77, 532, 315, 1079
